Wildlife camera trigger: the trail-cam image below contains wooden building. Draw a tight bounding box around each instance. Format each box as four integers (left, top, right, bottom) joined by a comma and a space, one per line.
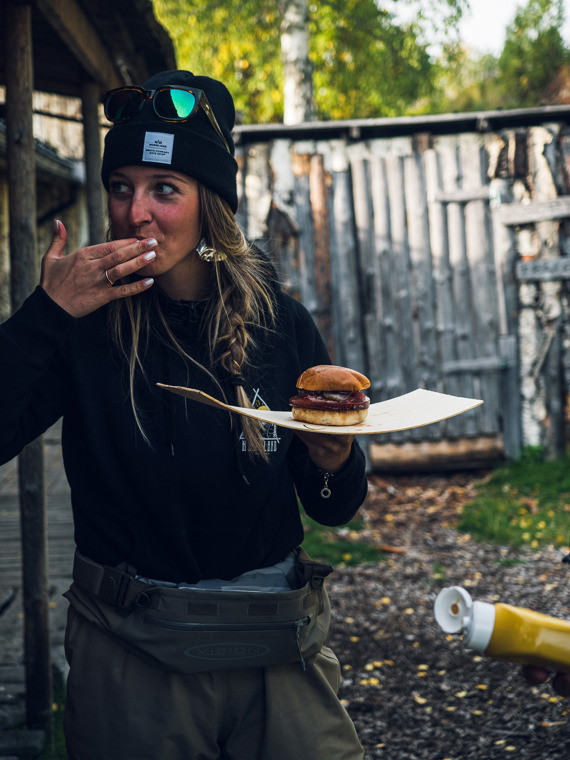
233, 107, 570, 469
0, 0, 175, 734
0, 0, 176, 319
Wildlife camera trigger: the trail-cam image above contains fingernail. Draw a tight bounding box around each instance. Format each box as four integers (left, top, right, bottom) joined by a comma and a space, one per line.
143, 278, 154, 287
146, 238, 157, 248
53, 219, 61, 233
144, 251, 156, 261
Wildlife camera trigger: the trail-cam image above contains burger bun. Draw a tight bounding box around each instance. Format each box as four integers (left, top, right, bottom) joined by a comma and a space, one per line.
290, 365, 371, 426
291, 405, 370, 426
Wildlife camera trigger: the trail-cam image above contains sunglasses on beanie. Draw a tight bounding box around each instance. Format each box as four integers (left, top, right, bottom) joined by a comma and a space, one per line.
104, 85, 231, 153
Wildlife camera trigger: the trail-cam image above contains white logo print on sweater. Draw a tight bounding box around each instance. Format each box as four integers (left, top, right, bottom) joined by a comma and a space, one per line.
239, 388, 281, 454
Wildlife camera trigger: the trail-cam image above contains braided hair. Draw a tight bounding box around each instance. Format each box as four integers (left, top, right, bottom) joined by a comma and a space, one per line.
108, 183, 277, 459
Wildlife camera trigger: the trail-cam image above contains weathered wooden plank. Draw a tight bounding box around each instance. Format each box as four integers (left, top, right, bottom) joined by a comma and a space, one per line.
292, 151, 318, 318
328, 141, 366, 373
499, 334, 522, 459
442, 356, 504, 374
487, 173, 521, 457
435, 187, 490, 203
81, 80, 105, 246
488, 178, 516, 335
345, 146, 373, 464
235, 143, 247, 231
309, 153, 334, 358
268, 140, 302, 301
384, 152, 415, 443
544, 319, 565, 458
439, 135, 478, 437
370, 435, 504, 472
243, 142, 272, 245
499, 196, 570, 226
385, 152, 415, 391
368, 154, 401, 404
424, 146, 462, 439
517, 257, 570, 280
349, 149, 376, 381
403, 152, 440, 442
460, 133, 501, 435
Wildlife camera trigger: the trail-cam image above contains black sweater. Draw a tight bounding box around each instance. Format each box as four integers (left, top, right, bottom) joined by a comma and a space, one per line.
0, 286, 367, 583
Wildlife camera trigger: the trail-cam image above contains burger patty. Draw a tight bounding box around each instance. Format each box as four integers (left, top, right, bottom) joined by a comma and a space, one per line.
290, 390, 370, 412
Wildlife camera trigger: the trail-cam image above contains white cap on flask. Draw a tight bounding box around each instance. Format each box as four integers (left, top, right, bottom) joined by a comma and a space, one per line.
434, 586, 496, 652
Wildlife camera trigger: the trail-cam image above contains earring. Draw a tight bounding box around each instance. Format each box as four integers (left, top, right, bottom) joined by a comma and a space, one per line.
195, 238, 227, 263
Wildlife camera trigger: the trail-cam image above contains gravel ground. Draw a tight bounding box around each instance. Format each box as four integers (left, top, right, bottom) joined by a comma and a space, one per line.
327, 472, 570, 760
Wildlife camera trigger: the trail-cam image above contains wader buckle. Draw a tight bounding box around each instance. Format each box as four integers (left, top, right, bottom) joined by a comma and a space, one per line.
97, 567, 133, 607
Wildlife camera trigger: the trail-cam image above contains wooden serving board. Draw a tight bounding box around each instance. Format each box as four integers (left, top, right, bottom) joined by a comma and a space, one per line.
157, 384, 483, 436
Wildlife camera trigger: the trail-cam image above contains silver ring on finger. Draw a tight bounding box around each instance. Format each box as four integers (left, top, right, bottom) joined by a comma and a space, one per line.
104, 270, 114, 287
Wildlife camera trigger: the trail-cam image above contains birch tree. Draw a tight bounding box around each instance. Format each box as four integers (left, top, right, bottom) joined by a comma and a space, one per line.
281, 0, 312, 123
153, 0, 467, 123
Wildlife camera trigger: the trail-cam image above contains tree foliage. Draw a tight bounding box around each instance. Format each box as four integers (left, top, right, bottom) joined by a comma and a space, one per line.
498, 0, 570, 107
152, 0, 468, 123
308, 0, 436, 120
153, 0, 283, 123
153, 0, 570, 121
437, 0, 570, 113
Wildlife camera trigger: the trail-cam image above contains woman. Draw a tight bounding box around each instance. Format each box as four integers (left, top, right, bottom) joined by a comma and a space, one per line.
0, 70, 368, 758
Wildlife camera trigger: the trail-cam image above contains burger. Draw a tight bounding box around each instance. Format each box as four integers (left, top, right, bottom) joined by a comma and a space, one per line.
289, 365, 371, 426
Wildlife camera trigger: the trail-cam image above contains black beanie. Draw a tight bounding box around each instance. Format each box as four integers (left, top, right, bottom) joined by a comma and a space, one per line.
101, 70, 238, 213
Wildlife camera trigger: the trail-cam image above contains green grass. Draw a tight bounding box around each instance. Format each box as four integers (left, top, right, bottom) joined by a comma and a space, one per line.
300, 512, 384, 566
457, 446, 570, 549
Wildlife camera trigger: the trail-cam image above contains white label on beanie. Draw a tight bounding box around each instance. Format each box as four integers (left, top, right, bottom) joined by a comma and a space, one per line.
142, 132, 174, 164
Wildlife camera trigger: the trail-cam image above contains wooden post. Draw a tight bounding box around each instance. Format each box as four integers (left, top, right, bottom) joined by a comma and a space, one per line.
81, 80, 105, 244
292, 151, 318, 316
5, 0, 53, 736
309, 154, 333, 358
0, 183, 10, 321
544, 317, 565, 460
498, 334, 522, 459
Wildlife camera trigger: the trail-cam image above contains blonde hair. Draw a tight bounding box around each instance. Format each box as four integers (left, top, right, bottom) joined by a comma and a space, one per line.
108, 184, 277, 458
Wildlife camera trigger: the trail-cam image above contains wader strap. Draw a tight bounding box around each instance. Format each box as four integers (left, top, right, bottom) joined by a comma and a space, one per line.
295, 547, 333, 589
73, 551, 148, 608
73, 548, 332, 610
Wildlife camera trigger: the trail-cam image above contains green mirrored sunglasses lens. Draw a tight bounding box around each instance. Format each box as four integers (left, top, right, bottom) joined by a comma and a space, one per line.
106, 90, 145, 121
155, 89, 197, 120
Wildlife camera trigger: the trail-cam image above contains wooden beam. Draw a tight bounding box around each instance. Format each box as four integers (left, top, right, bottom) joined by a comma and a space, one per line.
517, 257, 570, 281
35, 0, 122, 89
0, 126, 81, 182
5, 0, 53, 736
370, 436, 505, 473
442, 356, 506, 375
499, 197, 570, 226
435, 187, 490, 203
81, 80, 105, 243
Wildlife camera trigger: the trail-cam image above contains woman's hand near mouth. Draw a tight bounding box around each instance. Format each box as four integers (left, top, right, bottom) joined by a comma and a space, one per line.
40, 220, 157, 318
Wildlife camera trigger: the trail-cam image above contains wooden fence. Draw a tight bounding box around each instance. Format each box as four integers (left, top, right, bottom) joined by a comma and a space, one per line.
233, 107, 570, 469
